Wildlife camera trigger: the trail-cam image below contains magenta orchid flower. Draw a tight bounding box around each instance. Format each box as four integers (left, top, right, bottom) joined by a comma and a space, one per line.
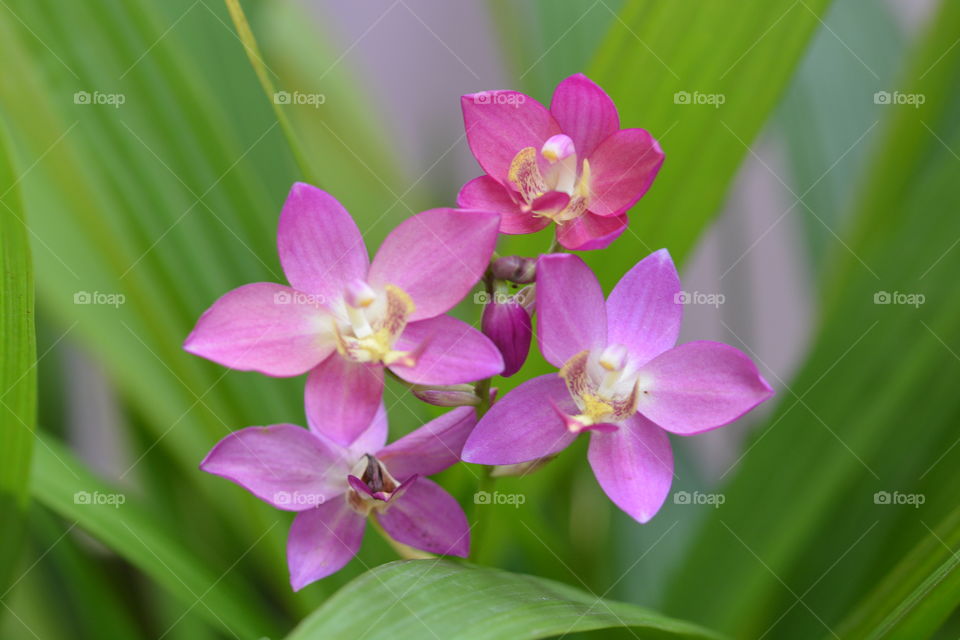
458, 73, 664, 251
462, 250, 773, 522
184, 182, 504, 446
201, 404, 476, 589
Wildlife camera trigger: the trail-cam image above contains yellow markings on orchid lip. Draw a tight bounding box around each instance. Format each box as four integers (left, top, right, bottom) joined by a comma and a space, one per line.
382, 285, 415, 337
508, 147, 547, 204
581, 393, 614, 423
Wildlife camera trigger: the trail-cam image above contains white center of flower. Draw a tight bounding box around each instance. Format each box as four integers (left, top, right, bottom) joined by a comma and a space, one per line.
559, 344, 645, 428
332, 280, 419, 366
507, 134, 592, 224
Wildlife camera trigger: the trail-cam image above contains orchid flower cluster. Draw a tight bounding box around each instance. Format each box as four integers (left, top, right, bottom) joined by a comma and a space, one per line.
185, 74, 773, 590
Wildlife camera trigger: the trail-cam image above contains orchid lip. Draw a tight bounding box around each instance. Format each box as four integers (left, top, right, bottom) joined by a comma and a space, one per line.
507, 143, 591, 224
333, 283, 422, 366
346, 454, 403, 515
559, 347, 642, 425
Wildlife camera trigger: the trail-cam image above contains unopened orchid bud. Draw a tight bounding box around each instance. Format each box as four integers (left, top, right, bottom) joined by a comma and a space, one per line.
491, 255, 536, 284
481, 293, 532, 377
411, 384, 481, 407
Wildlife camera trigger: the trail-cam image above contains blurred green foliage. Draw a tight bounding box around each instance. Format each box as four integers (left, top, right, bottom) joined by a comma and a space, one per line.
2, 0, 959, 638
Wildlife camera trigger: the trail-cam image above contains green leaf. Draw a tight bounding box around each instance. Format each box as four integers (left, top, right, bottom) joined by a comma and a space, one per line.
29, 433, 281, 640
0, 121, 36, 592
222, 0, 316, 184
835, 506, 960, 640
286, 560, 725, 640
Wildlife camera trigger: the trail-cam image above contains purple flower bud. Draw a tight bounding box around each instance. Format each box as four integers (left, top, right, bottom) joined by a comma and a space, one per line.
491, 255, 536, 284
481, 294, 532, 377
411, 384, 481, 407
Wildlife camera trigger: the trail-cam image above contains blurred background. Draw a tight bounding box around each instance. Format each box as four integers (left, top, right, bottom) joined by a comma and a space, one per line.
2, 0, 959, 638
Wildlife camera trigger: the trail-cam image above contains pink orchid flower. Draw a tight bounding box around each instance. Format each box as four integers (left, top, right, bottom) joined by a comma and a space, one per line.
462, 250, 773, 522
458, 73, 664, 251
184, 182, 504, 446
201, 405, 476, 589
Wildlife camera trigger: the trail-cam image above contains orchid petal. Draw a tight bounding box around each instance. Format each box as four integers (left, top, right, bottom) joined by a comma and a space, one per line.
462, 374, 577, 465
305, 356, 384, 446
278, 182, 369, 300
587, 129, 664, 217
368, 209, 500, 321
389, 315, 503, 385
461, 92, 561, 182
200, 424, 348, 511
607, 249, 682, 364
288, 499, 365, 589
637, 341, 774, 435
183, 283, 333, 377
588, 414, 673, 523
343, 404, 389, 459
550, 74, 620, 158
556, 212, 629, 251
378, 477, 470, 557
536, 254, 607, 367
377, 406, 477, 480
458, 176, 549, 235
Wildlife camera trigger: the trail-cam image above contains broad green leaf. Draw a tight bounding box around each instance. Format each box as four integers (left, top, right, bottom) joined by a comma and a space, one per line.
663, 1, 960, 637
286, 560, 725, 640
29, 433, 281, 640
835, 505, 960, 639
0, 121, 36, 593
